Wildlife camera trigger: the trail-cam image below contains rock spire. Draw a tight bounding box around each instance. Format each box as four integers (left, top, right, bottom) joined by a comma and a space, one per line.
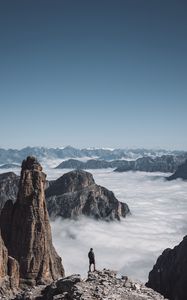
0, 156, 64, 287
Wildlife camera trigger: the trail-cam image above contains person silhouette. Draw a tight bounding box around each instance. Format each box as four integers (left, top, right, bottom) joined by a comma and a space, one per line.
88, 248, 95, 272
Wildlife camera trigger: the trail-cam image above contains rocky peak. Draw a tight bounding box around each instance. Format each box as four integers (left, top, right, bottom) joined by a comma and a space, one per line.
17, 156, 45, 206
0, 156, 65, 287
46, 170, 130, 221
21, 156, 42, 171
46, 170, 95, 197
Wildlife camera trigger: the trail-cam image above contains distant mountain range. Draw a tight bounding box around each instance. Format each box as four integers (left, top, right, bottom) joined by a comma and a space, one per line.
55, 155, 187, 173
0, 146, 186, 165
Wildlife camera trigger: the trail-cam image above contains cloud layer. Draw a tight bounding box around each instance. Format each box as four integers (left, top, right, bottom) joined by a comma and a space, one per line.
1, 164, 186, 282
49, 169, 187, 282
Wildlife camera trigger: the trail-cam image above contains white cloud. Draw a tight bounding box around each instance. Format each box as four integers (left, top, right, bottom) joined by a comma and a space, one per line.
1, 164, 186, 283
50, 170, 187, 283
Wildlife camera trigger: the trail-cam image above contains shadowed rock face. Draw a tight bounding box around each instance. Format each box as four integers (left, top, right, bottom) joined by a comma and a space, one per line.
0, 172, 19, 211
167, 159, 187, 181
146, 236, 187, 300
0, 156, 64, 287
46, 170, 130, 221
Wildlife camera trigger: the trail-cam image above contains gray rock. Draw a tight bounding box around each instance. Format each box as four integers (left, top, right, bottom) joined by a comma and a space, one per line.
22, 269, 166, 300
0, 172, 19, 211
147, 235, 187, 300
167, 159, 187, 180
46, 170, 130, 221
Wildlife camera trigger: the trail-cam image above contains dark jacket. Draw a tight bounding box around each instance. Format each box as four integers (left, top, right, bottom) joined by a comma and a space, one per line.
88, 250, 95, 263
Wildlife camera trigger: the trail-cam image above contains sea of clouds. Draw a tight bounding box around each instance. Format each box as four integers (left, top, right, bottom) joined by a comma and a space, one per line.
1, 163, 187, 283
46, 168, 187, 282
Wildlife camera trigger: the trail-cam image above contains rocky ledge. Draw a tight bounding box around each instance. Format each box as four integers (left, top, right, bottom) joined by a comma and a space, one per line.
45, 170, 130, 221
14, 269, 166, 300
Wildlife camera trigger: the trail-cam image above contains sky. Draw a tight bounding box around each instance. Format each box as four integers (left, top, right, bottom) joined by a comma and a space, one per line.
0, 0, 187, 150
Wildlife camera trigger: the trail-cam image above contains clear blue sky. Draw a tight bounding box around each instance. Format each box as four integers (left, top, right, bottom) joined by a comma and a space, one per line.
0, 0, 187, 150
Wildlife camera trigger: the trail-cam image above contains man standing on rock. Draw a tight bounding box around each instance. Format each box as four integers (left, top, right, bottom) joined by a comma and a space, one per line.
88, 248, 95, 272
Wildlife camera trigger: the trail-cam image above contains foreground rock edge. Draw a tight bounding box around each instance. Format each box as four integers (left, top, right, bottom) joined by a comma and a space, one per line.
14, 269, 167, 300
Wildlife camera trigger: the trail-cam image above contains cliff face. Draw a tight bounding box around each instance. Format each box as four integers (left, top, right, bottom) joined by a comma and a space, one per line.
46, 170, 130, 221
146, 236, 187, 300
0, 156, 64, 287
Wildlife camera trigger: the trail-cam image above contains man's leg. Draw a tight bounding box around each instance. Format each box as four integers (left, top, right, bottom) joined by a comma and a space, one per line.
89, 263, 91, 272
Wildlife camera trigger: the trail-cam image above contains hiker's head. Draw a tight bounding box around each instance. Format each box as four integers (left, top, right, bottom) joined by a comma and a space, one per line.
90, 248, 93, 251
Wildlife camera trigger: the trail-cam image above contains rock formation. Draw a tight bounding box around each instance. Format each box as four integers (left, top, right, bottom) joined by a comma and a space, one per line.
0, 156, 64, 287
0, 172, 19, 212
146, 235, 187, 300
14, 269, 166, 300
167, 159, 187, 180
0, 233, 19, 298
45, 170, 130, 221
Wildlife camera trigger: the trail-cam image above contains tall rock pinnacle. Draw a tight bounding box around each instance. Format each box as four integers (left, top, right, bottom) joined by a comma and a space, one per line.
1, 156, 64, 286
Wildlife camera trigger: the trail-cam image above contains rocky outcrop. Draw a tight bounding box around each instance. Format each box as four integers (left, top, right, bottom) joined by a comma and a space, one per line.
146, 236, 187, 300
0, 172, 19, 211
0, 156, 64, 287
0, 233, 19, 298
46, 170, 130, 221
14, 269, 166, 300
167, 159, 187, 180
